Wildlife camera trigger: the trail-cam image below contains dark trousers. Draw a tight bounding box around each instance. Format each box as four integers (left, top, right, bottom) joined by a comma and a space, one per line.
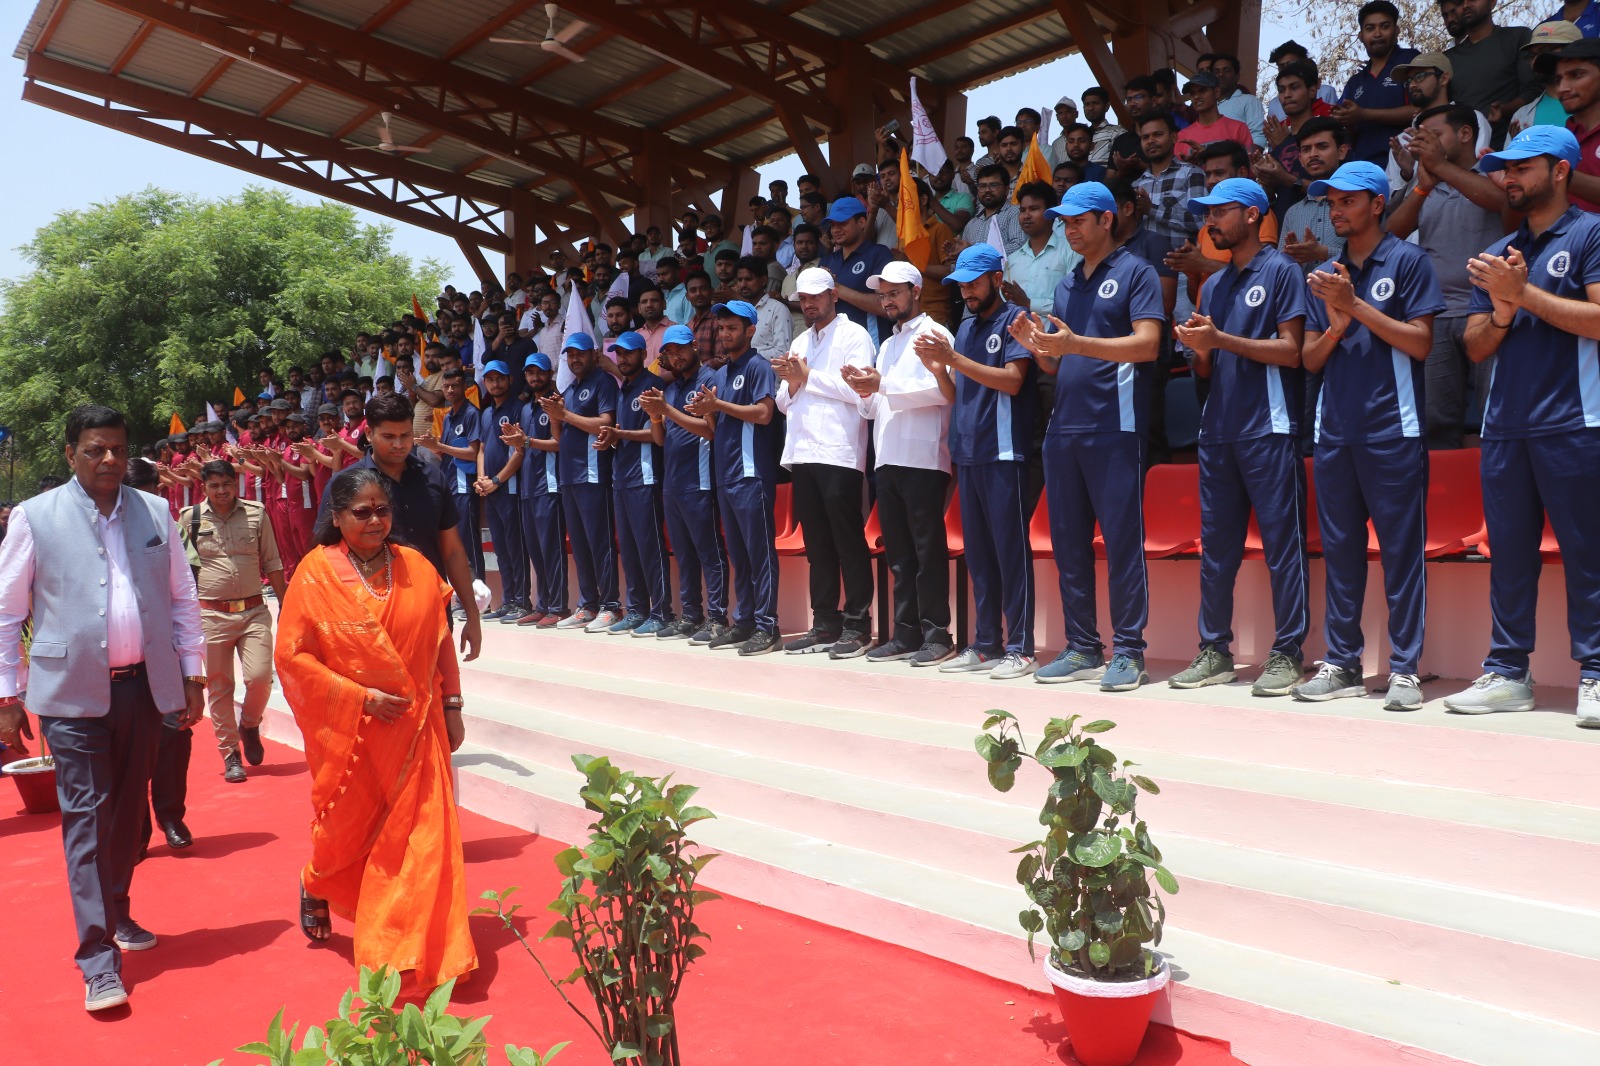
664, 489, 727, 625
1315, 438, 1428, 675
1482, 431, 1600, 681
717, 478, 779, 633
452, 491, 485, 582
484, 489, 527, 607
615, 485, 672, 622
1425, 318, 1494, 449
1044, 432, 1149, 657
39, 674, 163, 980
790, 463, 873, 634
562, 483, 619, 614
1198, 434, 1309, 660
957, 460, 1035, 657
876, 465, 951, 647
519, 491, 568, 615
141, 714, 190, 848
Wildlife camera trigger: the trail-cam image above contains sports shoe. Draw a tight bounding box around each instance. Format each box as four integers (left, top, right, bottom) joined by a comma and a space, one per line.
689, 621, 729, 647
556, 608, 595, 630
1251, 652, 1304, 697
708, 625, 753, 650
84, 973, 128, 1012
939, 646, 995, 673
1291, 662, 1366, 702
1443, 672, 1536, 715
867, 639, 917, 662
738, 630, 781, 656
537, 611, 564, 628
1578, 679, 1600, 729
784, 628, 840, 654
223, 750, 247, 784
240, 725, 265, 766
584, 609, 621, 634
1099, 653, 1149, 692
516, 608, 547, 627
1036, 648, 1105, 684
607, 612, 646, 635
1382, 673, 1423, 712
1168, 647, 1236, 689
658, 617, 697, 640
499, 604, 531, 624
909, 642, 955, 667
828, 631, 871, 659
989, 652, 1037, 680
113, 921, 157, 952
483, 603, 510, 621
631, 618, 668, 638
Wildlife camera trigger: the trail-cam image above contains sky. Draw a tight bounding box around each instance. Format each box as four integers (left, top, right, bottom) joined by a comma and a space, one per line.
0, 6, 1296, 289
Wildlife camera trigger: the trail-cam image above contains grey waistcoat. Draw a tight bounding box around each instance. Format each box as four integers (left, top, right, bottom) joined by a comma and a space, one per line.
23, 481, 187, 718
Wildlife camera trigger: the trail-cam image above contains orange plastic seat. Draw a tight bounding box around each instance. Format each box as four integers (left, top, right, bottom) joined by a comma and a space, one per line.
1141, 463, 1202, 558
863, 503, 885, 555
1028, 490, 1053, 559
1425, 448, 1484, 558
944, 492, 964, 558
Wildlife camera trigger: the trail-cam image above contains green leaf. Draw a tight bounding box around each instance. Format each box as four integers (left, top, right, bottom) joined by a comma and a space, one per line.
1153, 865, 1180, 894
981, 710, 1018, 729
1037, 742, 1090, 769
553, 848, 583, 877
1016, 852, 1041, 886
1093, 909, 1125, 934
987, 754, 1023, 792
1018, 908, 1045, 934
612, 1042, 642, 1061
1081, 720, 1117, 733
678, 805, 717, 824
1070, 832, 1122, 868
645, 1013, 675, 1038
542, 919, 575, 941
1088, 941, 1112, 968
974, 734, 1003, 761
1058, 929, 1088, 953
1130, 774, 1161, 795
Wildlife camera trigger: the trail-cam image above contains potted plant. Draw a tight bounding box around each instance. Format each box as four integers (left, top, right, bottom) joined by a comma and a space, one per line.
479, 754, 717, 1066
976, 711, 1178, 1066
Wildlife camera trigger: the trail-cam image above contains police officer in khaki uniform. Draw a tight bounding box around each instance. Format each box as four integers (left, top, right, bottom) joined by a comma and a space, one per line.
180, 459, 287, 786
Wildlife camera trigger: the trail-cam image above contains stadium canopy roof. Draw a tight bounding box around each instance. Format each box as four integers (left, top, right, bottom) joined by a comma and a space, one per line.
16, 0, 1261, 280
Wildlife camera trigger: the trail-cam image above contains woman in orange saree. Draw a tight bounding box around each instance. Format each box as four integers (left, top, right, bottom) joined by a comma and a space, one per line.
274, 466, 477, 992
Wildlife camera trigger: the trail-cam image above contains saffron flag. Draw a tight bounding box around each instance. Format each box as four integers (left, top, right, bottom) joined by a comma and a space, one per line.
895, 147, 931, 271
169, 412, 186, 436
233, 387, 246, 406
411, 294, 429, 324
1012, 134, 1053, 203
908, 76, 949, 177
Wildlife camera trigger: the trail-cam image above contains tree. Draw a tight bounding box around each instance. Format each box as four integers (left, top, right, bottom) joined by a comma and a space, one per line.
0, 187, 443, 475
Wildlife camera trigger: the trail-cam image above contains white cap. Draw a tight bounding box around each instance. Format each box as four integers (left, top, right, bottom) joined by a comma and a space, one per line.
866, 261, 924, 290
1056, 96, 1078, 110
794, 266, 836, 295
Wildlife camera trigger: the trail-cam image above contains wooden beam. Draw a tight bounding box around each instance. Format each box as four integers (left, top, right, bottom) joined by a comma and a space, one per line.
456, 239, 497, 286
361, 0, 418, 32
32, 0, 73, 53
442, 0, 545, 61
1054, 2, 1129, 121
901, 4, 1059, 71
108, 21, 156, 76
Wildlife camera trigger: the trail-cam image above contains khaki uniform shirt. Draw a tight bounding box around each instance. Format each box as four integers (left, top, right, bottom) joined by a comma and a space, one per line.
180, 499, 282, 601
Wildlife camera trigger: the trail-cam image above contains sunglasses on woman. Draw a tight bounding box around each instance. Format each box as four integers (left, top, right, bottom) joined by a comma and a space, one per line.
346, 505, 393, 522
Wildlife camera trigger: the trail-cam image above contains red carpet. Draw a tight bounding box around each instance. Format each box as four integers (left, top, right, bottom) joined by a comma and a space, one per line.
0, 739, 1246, 1066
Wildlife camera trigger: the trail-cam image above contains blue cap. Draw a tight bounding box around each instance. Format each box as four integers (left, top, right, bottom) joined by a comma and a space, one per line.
824, 197, 868, 224
662, 324, 695, 346
1307, 162, 1390, 200
711, 299, 759, 324
1479, 124, 1581, 172
1186, 177, 1270, 215
946, 243, 1005, 283
563, 332, 596, 352
607, 330, 647, 353
524, 352, 552, 372
257, 391, 273, 401
481, 359, 511, 377
1047, 181, 1116, 218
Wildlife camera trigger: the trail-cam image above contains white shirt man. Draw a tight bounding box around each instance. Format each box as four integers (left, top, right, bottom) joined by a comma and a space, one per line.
750, 291, 795, 362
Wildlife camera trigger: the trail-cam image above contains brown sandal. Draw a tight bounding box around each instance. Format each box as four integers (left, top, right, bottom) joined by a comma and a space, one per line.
300, 880, 331, 943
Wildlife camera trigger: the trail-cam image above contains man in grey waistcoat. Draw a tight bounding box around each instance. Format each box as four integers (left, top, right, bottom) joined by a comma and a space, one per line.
0, 404, 205, 1012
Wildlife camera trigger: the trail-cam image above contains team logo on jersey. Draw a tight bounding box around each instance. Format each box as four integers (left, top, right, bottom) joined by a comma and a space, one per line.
985, 333, 1003, 354
452, 425, 463, 436
631, 396, 642, 411
579, 388, 592, 401
1098, 279, 1120, 299
852, 261, 866, 275
1548, 250, 1571, 278
498, 415, 511, 427
539, 413, 549, 427
732, 374, 746, 389
1245, 285, 1267, 307
1370, 277, 1394, 301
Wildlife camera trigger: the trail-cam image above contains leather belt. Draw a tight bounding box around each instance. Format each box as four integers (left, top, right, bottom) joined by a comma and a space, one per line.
110, 662, 147, 682
200, 595, 265, 613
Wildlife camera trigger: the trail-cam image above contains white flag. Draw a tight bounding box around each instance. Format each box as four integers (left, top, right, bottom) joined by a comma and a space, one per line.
471, 317, 488, 388
739, 222, 754, 256
204, 402, 219, 425
557, 276, 596, 393
607, 271, 630, 300
1038, 106, 1052, 148
986, 215, 1008, 267
909, 76, 950, 177
374, 349, 393, 383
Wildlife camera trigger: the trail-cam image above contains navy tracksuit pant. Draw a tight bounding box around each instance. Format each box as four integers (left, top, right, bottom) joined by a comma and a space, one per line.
664, 489, 727, 626
452, 491, 485, 582
1198, 434, 1309, 660
562, 483, 619, 614
1043, 432, 1149, 657
1481, 430, 1600, 682
957, 461, 1034, 657
483, 488, 527, 608
519, 490, 567, 616
1314, 438, 1427, 675
615, 485, 672, 622
717, 477, 779, 634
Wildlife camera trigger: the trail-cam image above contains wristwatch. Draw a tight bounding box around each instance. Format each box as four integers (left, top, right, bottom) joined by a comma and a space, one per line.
184, 675, 208, 686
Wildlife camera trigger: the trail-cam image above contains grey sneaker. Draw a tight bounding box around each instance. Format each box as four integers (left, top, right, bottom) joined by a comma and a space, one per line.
989, 652, 1037, 680
738, 630, 781, 656
631, 618, 668, 638
784, 628, 839, 654
939, 646, 995, 673
688, 621, 728, 646
1099, 653, 1148, 692
1169, 648, 1236, 689
498, 604, 531, 624
1444, 672, 1536, 715
828, 631, 871, 659
1252, 652, 1304, 697
658, 617, 697, 640
114, 921, 157, 952
1036, 648, 1105, 684
556, 608, 596, 630
909, 642, 955, 667
584, 609, 621, 634
867, 639, 917, 662
1291, 662, 1366, 702
84, 973, 128, 1012
708, 625, 753, 650
1578, 679, 1600, 729
607, 612, 646, 635
1383, 673, 1424, 712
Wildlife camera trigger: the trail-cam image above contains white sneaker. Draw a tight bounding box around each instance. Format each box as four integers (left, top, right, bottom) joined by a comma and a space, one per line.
1443, 672, 1536, 715
989, 652, 1037, 680
584, 610, 620, 634
1382, 673, 1424, 712
938, 646, 995, 674
1578, 679, 1600, 729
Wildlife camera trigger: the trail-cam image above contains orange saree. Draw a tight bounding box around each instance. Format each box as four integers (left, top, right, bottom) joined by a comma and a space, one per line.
273, 542, 477, 990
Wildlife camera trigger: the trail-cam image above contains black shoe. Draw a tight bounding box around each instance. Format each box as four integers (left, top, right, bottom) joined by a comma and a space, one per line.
709, 625, 753, 650
828, 630, 871, 659
658, 617, 697, 640
499, 604, 531, 624
783, 627, 839, 654
161, 820, 193, 849
689, 621, 728, 646
866, 638, 916, 662
223, 750, 247, 784
483, 604, 510, 621
738, 630, 781, 656
910, 641, 955, 668
240, 726, 264, 766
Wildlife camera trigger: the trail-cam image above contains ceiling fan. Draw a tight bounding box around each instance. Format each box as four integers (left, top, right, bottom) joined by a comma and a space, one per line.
356, 111, 432, 155
489, 2, 588, 63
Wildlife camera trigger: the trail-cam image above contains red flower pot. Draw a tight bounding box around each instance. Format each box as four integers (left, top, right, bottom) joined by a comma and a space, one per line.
4, 756, 61, 815
1044, 955, 1170, 1066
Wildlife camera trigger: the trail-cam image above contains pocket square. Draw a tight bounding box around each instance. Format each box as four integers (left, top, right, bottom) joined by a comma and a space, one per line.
146, 535, 163, 547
